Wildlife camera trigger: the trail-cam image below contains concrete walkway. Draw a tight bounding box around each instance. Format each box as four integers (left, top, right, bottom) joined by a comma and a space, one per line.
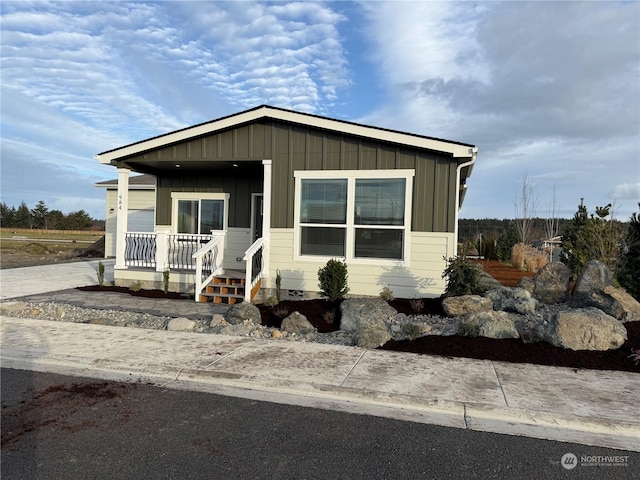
1, 262, 639, 452
0, 259, 115, 301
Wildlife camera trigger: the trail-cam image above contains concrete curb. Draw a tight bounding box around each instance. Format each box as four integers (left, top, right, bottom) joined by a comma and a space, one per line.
2, 349, 638, 452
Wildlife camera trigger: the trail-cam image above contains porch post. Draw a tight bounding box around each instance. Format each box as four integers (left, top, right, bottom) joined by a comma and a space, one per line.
155, 226, 171, 272
115, 167, 130, 269
261, 160, 272, 277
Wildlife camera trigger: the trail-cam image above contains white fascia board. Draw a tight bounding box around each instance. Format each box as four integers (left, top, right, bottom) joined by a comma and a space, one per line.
96, 106, 474, 164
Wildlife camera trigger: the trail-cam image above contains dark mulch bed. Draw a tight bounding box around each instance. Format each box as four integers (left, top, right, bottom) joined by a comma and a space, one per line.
77, 285, 193, 300
76, 286, 639, 373
258, 297, 639, 373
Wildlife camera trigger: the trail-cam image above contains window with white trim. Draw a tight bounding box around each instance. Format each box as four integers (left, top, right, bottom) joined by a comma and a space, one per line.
171, 193, 229, 234
295, 170, 414, 262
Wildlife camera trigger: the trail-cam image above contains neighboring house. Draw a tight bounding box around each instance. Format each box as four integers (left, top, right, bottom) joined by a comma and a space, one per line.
95, 105, 477, 302
95, 174, 156, 257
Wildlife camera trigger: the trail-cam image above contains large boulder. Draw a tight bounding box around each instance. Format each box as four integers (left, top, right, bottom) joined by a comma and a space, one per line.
570, 260, 615, 306
340, 298, 397, 333
573, 286, 640, 322
544, 308, 627, 351
354, 327, 391, 349
281, 311, 316, 335
485, 287, 538, 315
519, 262, 572, 304
442, 295, 493, 317
459, 311, 519, 339
224, 302, 261, 325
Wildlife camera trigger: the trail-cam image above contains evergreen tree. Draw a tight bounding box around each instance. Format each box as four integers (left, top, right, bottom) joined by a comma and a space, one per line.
14, 201, 32, 228
0, 202, 16, 227
496, 222, 519, 263
31, 200, 49, 229
618, 204, 640, 301
561, 199, 627, 278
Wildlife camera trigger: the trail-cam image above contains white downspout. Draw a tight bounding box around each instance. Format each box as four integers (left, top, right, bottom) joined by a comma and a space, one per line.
453, 147, 478, 257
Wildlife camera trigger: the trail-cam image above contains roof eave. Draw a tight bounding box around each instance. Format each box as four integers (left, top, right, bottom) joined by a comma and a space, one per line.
95, 105, 475, 164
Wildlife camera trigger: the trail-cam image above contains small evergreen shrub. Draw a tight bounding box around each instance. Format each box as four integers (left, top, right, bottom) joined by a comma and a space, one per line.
96, 261, 105, 287
379, 286, 394, 301
318, 259, 349, 301
442, 256, 484, 297
129, 281, 142, 292
458, 322, 480, 337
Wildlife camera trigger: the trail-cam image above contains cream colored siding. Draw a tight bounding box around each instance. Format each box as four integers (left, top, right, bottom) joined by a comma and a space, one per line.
265, 229, 453, 298
104, 189, 155, 257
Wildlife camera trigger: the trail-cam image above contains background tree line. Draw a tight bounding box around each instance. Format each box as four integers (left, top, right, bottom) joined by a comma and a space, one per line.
0, 200, 105, 231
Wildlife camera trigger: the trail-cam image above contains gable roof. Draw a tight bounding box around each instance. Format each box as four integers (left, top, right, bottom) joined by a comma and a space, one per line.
96, 105, 476, 165
94, 174, 156, 189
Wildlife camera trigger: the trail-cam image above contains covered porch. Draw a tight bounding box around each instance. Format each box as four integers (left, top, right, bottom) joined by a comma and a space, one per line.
112, 159, 272, 303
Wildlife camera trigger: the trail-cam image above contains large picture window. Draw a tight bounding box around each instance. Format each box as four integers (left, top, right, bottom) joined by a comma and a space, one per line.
172, 193, 229, 234
295, 170, 413, 262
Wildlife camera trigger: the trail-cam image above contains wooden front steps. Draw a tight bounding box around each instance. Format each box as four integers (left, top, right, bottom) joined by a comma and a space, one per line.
199, 270, 259, 304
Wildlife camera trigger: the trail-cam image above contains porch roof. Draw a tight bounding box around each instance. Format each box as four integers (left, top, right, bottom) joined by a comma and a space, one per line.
95, 105, 476, 165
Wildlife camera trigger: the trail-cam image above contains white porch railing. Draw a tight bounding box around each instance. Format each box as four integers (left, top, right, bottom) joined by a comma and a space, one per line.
193, 235, 226, 302
124, 232, 212, 270
242, 237, 265, 302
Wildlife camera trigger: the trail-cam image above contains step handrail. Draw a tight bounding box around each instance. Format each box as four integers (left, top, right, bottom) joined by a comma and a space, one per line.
192, 234, 225, 302
242, 237, 265, 301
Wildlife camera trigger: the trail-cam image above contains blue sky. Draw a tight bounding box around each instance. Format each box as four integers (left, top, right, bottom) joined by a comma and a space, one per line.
1, 1, 639, 221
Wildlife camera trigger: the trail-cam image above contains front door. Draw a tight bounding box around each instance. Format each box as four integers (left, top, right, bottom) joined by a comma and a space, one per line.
251, 194, 263, 242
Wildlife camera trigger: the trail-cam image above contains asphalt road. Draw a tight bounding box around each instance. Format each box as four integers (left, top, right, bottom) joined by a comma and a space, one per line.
1, 368, 637, 480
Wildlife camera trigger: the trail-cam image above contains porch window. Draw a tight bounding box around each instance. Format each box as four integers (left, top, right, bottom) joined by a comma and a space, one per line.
295, 170, 414, 262
172, 193, 229, 234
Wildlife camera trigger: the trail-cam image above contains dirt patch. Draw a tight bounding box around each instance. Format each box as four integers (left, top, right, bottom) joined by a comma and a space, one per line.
1, 381, 138, 449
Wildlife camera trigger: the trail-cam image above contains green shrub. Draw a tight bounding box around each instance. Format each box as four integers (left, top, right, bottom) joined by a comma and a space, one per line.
264, 296, 279, 307
96, 261, 105, 287
129, 281, 142, 292
458, 321, 480, 337
318, 259, 349, 301
403, 323, 421, 340
442, 256, 484, 297
379, 286, 394, 301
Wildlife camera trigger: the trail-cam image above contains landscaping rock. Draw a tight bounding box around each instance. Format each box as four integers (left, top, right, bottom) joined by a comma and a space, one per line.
340, 298, 397, 333
210, 314, 226, 327
519, 262, 572, 304
485, 287, 538, 315
167, 317, 196, 331
442, 295, 492, 317
355, 327, 391, 349
281, 311, 315, 335
224, 302, 261, 325
0, 301, 29, 315
460, 311, 519, 339
219, 323, 254, 336
544, 307, 627, 351
573, 285, 640, 323
570, 260, 615, 307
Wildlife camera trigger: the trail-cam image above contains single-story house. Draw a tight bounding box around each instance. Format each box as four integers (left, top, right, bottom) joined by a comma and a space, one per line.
95, 174, 156, 257
95, 105, 477, 302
